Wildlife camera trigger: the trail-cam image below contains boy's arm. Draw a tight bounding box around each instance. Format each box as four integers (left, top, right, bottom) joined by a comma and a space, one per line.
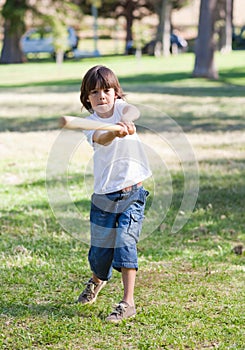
93, 121, 136, 145
93, 103, 139, 146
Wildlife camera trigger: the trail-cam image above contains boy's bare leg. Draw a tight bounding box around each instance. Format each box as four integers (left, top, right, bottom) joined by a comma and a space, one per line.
121, 267, 136, 306
92, 273, 102, 284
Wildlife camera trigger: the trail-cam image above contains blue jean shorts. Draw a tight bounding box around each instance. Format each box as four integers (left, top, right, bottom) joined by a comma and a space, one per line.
88, 186, 149, 281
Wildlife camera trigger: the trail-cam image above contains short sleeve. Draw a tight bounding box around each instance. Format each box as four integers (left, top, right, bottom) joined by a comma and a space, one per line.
83, 129, 95, 146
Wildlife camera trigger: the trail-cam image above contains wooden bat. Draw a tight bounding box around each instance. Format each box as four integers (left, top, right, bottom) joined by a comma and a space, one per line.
60, 116, 122, 131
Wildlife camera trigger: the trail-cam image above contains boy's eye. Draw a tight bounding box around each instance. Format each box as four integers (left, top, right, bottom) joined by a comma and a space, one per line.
90, 88, 113, 95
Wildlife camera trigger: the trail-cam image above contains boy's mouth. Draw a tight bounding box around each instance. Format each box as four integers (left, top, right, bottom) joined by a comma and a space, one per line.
94, 103, 113, 114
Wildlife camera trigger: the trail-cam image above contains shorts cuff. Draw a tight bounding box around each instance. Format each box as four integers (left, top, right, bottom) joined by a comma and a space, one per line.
113, 262, 138, 272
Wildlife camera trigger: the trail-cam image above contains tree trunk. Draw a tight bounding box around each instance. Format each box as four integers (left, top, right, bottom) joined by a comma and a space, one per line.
162, 0, 172, 57
193, 0, 219, 79
124, 0, 134, 54
155, 0, 172, 57
0, 19, 25, 64
219, 0, 233, 53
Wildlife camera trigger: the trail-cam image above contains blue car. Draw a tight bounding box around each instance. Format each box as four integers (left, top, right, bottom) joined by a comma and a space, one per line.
20, 27, 79, 56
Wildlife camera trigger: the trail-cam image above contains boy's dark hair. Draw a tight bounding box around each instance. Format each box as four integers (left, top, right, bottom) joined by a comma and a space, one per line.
80, 65, 126, 112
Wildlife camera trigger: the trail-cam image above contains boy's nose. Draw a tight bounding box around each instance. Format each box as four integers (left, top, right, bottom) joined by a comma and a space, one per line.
99, 90, 105, 100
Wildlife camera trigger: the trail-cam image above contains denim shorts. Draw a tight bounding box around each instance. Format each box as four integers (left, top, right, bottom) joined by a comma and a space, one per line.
88, 186, 149, 281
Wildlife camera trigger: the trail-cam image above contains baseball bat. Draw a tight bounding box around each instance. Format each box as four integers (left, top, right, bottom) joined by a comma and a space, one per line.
60, 116, 122, 131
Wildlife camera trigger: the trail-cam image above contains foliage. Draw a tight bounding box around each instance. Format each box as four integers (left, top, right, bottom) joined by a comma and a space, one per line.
171, 0, 190, 9
76, 0, 190, 49
0, 0, 82, 63
77, 0, 154, 19
1, 0, 28, 33
37, 1, 80, 53
76, 0, 155, 52
27, 0, 81, 29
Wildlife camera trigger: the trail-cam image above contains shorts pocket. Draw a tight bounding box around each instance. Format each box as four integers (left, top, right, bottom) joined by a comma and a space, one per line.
128, 210, 144, 243
130, 210, 144, 223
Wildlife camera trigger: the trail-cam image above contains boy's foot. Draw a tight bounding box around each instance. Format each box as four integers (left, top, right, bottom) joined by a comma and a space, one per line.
105, 301, 136, 323
77, 278, 106, 304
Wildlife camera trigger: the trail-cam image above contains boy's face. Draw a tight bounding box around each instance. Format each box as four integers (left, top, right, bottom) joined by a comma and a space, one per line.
88, 87, 117, 117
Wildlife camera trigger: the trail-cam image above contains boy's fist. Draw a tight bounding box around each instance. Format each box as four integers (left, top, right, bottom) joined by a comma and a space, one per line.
124, 121, 136, 135
115, 122, 136, 138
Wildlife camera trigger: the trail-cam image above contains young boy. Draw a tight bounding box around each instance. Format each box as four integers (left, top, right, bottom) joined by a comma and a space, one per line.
78, 65, 151, 323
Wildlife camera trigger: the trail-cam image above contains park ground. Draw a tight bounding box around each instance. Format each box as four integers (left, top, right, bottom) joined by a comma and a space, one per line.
0, 52, 245, 349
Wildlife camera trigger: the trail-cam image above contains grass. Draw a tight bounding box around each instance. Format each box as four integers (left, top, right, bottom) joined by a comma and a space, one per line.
0, 51, 245, 349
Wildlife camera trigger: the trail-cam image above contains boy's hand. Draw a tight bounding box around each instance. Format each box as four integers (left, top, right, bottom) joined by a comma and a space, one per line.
115, 122, 136, 138
93, 122, 136, 145
124, 121, 136, 135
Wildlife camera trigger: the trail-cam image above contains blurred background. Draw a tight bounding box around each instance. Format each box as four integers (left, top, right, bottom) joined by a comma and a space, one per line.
0, 0, 244, 75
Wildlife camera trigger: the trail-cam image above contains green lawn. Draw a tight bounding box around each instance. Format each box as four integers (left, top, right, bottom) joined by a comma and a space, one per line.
0, 52, 245, 349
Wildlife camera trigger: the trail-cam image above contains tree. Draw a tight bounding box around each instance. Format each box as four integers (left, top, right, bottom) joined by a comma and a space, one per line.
0, 0, 81, 64
153, 0, 172, 56
114, 0, 154, 54
76, 0, 189, 56
193, 0, 234, 79
146, 0, 189, 57
0, 0, 29, 63
216, 0, 233, 53
76, 0, 154, 54
192, 0, 219, 79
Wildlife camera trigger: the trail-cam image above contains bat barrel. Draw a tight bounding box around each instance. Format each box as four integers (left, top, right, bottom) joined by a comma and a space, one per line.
59, 116, 122, 131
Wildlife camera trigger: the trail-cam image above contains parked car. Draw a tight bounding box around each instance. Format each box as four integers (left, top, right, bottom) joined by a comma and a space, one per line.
142, 34, 188, 55
20, 27, 79, 56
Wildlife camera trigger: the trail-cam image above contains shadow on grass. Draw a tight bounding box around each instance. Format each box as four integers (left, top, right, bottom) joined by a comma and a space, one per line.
0, 78, 81, 89
136, 113, 245, 133
16, 172, 92, 189
0, 116, 62, 132
2, 164, 244, 249
219, 65, 245, 86
0, 302, 79, 318
1, 173, 91, 242
1, 111, 244, 133
139, 166, 245, 261
0, 302, 106, 322
123, 83, 245, 97
1, 64, 244, 133
1, 65, 244, 93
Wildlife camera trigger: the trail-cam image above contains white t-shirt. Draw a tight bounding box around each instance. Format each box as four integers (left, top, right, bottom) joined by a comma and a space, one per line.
84, 99, 152, 194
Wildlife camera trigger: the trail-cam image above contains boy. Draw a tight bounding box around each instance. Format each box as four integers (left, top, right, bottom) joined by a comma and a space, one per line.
78, 65, 151, 323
